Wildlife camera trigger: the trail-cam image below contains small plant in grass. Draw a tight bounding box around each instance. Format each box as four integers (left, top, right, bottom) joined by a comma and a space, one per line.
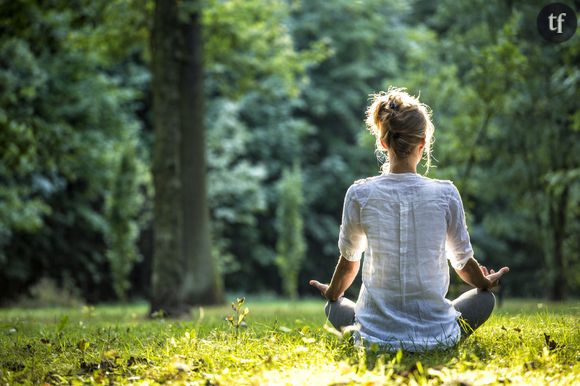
225, 297, 249, 335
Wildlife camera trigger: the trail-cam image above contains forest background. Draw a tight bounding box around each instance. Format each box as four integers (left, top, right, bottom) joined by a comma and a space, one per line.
1, 0, 578, 307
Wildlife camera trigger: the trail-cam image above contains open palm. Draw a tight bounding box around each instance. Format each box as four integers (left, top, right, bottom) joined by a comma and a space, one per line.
480, 266, 510, 287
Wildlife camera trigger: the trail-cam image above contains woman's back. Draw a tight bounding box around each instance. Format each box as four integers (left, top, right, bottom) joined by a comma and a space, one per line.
341, 172, 472, 350
310, 87, 509, 353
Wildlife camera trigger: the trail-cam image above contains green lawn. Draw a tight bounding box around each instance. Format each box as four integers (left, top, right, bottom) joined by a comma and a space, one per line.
0, 299, 578, 385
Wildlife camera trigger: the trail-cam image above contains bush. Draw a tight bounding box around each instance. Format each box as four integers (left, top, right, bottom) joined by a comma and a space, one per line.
13, 277, 84, 308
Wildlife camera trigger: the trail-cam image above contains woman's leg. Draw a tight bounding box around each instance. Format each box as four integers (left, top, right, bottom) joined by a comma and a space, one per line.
452, 288, 496, 337
325, 297, 356, 331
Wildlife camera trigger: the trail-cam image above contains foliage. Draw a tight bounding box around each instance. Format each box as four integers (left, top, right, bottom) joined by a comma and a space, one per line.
275, 165, 306, 299
0, 0, 578, 301
0, 300, 578, 384
12, 277, 84, 308
206, 98, 267, 275
390, 0, 580, 298
105, 143, 149, 300
201, 0, 327, 293
203, 0, 320, 99
0, 0, 150, 302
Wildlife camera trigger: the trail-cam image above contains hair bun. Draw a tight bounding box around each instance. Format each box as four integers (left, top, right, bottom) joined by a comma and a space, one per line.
365, 86, 435, 173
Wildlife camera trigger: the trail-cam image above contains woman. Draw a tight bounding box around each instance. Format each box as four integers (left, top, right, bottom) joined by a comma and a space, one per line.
309, 87, 509, 352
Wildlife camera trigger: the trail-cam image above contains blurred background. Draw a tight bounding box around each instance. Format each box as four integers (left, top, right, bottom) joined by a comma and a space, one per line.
0, 0, 578, 308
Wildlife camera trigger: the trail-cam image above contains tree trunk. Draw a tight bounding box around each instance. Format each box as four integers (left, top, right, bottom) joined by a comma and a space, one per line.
150, 0, 222, 317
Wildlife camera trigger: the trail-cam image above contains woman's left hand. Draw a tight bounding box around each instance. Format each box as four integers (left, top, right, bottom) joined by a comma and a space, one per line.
479, 264, 509, 288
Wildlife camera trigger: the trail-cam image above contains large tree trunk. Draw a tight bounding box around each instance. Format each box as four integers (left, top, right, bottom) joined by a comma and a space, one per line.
150, 0, 222, 317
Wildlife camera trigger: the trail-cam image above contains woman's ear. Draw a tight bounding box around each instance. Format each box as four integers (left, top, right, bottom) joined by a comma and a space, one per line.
380, 138, 388, 150
418, 137, 426, 151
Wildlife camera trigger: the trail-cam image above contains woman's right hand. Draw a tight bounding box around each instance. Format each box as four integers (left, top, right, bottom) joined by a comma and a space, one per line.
309, 280, 330, 297
456, 258, 509, 290
309, 279, 345, 301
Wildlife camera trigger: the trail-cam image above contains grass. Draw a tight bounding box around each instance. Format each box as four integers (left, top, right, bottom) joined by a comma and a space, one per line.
0, 298, 578, 385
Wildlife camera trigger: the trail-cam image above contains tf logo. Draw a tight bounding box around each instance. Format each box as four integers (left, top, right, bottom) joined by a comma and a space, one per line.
537, 3, 577, 43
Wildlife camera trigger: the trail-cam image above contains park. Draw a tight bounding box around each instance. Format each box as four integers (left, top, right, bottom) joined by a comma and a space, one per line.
0, 0, 578, 384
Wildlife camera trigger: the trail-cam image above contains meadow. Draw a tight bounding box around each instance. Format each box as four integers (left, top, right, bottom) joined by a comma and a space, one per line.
0, 298, 578, 385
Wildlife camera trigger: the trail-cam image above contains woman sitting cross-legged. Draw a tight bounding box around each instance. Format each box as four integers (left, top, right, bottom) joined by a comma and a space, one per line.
309, 87, 509, 352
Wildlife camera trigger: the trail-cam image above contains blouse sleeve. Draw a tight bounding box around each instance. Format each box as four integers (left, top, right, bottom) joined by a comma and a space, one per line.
446, 184, 474, 269
338, 185, 368, 261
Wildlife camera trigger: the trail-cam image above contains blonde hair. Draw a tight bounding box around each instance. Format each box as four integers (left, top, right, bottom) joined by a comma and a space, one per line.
365, 87, 434, 174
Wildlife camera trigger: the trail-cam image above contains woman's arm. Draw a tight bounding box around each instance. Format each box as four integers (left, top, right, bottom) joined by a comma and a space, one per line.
455, 257, 509, 290
309, 255, 360, 301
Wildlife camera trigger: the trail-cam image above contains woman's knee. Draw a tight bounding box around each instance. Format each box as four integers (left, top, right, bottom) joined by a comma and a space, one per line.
325, 298, 347, 319
455, 289, 496, 335
472, 289, 496, 329
480, 289, 496, 315
324, 298, 356, 331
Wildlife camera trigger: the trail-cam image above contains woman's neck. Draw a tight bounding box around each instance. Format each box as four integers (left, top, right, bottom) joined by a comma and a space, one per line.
387, 149, 421, 174
389, 160, 417, 174
389, 167, 416, 174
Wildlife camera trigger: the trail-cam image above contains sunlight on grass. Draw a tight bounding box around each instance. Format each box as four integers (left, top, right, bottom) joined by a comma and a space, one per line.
0, 299, 578, 385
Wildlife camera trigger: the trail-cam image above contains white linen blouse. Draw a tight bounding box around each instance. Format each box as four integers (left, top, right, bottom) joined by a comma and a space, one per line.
338, 172, 474, 351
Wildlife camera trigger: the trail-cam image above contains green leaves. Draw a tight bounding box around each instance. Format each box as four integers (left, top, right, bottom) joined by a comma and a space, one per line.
275, 165, 306, 299
0, 0, 150, 302
203, 0, 313, 98
225, 297, 250, 334
77, 338, 90, 353
392, 0, 580, 298
56, 315, 69, 334
1, 0, 577, 301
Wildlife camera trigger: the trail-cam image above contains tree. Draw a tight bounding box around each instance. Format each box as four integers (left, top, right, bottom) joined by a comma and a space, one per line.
402, 0, 580, 299
0, 0, 149, 303
150, 0, 222, 316
275, 165, 306, 299
201, 0, 325, 293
